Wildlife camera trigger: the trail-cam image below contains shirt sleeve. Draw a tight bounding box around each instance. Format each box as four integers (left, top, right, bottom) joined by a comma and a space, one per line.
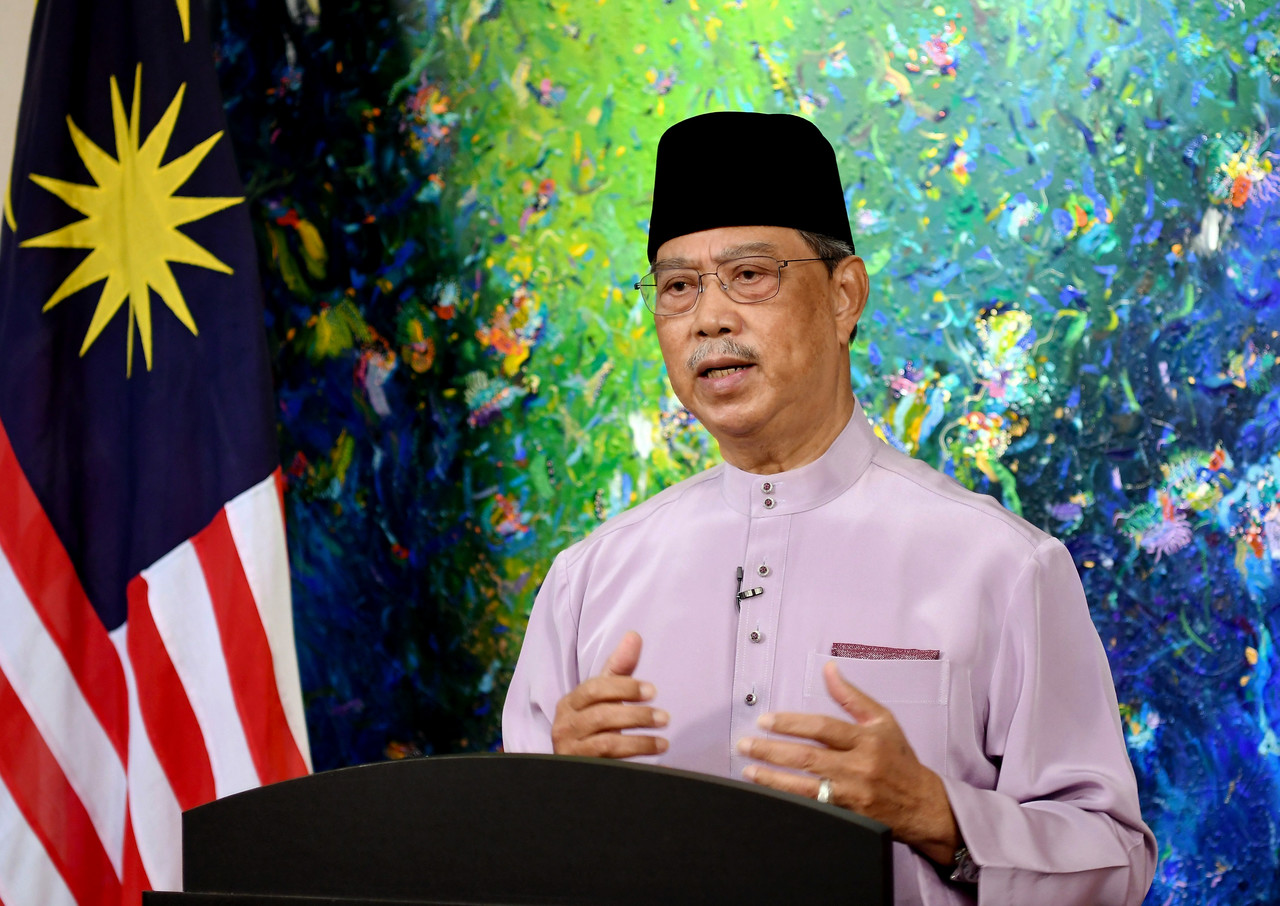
941, 538, 1157, 905
501, 554, 579, 753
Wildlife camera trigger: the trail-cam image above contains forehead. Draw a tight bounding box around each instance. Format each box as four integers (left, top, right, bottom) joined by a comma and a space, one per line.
651, 226, 807, 268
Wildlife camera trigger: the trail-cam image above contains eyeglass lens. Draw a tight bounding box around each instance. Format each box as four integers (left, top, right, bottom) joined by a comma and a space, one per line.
640, 257, 782, 315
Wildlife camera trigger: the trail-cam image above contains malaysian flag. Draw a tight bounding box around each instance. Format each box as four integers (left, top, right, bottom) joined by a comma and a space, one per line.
0, 1, 311, 903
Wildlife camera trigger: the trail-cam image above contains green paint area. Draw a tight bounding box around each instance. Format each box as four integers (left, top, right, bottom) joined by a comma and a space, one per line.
218, 2, 1280, 901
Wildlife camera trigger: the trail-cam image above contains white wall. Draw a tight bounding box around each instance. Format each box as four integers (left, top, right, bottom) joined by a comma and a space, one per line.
2, 0, 37, 249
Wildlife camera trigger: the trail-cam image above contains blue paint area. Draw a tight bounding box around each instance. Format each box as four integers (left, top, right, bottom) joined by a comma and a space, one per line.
215, 2, 1280, 901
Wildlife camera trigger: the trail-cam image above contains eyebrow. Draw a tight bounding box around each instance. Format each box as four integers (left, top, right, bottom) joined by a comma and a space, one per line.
651, 241, 783, 270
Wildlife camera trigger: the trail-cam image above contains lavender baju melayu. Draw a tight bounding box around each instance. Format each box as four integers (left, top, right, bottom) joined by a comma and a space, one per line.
503, 401, 1156, 905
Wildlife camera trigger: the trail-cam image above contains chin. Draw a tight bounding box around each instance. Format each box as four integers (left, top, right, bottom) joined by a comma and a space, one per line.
698, 411, 767, 443
682, 391, 772, 443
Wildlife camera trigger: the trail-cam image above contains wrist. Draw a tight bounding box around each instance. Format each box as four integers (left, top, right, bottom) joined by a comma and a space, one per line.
911, 770, 961, 865
918, 836, 961, 867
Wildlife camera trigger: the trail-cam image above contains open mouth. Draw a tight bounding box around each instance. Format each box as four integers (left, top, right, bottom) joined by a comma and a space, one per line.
701, 364, 753, 379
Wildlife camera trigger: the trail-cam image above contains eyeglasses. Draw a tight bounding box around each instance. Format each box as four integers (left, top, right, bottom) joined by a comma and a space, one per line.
634, 256, 838, 316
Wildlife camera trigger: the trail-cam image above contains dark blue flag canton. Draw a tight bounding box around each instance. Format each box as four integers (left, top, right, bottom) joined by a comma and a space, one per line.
0, 0, 278, 630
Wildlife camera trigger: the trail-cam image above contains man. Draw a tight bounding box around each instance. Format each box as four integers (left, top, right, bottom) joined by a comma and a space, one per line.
502, 111, 1156, 904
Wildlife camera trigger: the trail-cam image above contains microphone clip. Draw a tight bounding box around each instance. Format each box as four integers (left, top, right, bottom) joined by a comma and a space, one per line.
734, 566, 763, 610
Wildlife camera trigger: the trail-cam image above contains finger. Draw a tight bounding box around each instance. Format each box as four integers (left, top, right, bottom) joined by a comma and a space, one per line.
562, 674, 656, 710
736, 735, 834, 774
823, 661, 889, 723
565, 731, 670, 759
755, 711, 859, 749
560, 703, 670, 738
742, 763, 830, 803
603, 630, 643, 677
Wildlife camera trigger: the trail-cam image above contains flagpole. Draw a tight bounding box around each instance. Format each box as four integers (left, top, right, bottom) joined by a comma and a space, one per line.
0, 0, 36, 256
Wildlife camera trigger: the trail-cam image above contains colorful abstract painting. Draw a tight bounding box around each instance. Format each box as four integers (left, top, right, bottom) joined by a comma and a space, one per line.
215, 0, 1280, 901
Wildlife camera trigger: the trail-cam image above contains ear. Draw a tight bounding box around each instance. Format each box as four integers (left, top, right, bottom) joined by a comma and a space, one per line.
829, 256, 869, 344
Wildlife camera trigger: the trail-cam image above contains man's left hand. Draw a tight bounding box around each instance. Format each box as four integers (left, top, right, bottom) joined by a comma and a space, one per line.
737, 660, 960, 865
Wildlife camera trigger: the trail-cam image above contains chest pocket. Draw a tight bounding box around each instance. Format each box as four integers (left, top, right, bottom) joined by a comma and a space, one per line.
803, 651, 951, 774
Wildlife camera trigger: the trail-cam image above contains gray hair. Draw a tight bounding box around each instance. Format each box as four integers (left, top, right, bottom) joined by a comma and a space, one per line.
796, 230, 855, 273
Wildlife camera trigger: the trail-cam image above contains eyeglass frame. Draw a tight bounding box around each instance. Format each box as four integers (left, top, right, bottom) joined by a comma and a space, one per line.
633, 256, 842, 316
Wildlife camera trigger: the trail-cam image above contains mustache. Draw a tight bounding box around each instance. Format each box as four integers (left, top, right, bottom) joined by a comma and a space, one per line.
686, 338, 761, 373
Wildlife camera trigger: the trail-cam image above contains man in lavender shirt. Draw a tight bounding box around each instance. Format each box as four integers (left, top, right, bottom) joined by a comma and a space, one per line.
502, 112, 1156, 904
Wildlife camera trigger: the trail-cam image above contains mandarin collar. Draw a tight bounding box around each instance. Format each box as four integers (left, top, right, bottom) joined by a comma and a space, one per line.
719, 400, 878, 517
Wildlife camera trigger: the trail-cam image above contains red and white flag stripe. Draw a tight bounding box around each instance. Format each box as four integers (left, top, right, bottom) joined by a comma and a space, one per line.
0, 421, 310, 906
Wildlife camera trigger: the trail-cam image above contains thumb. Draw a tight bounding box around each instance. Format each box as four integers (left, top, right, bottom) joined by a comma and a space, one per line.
602, 630, 643, 677
823, 660, 886, 724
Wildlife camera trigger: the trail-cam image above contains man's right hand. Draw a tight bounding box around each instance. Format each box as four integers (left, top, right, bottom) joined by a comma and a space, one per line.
550, 631, 669, 758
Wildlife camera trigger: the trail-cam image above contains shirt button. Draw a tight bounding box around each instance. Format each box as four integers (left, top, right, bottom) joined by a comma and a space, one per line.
761, 481, 773, 493
757, 565, 769, 577
749, 630, 762, 642
744, 692, 758, 705
763, 497, 775, 509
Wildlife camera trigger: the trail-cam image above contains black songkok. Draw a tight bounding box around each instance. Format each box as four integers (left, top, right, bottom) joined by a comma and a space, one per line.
646, 111, 855, 263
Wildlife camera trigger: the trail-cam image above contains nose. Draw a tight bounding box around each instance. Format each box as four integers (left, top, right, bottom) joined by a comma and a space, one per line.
691, 272, 743, 337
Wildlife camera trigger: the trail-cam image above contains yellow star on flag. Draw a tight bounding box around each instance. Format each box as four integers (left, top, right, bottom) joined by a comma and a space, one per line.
21, 64, 241, 375
176, 0, 190, 41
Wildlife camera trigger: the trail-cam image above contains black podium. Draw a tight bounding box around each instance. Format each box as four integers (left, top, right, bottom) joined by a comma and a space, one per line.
144, 753, 891, 905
